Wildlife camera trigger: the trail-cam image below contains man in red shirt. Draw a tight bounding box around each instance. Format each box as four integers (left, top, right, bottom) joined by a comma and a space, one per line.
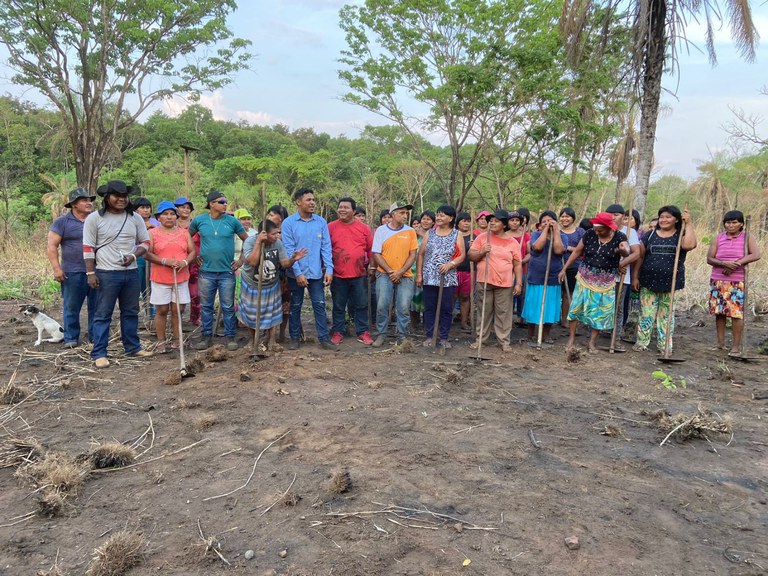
328, 197, 374, 346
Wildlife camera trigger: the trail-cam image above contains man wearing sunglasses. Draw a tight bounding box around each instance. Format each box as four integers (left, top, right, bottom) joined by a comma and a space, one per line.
189, 190, 249, 351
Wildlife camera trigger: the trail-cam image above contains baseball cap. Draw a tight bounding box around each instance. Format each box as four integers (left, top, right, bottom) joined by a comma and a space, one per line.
205, 190, 226, 209
605, 204, 624, 214
389, 200, 413, 213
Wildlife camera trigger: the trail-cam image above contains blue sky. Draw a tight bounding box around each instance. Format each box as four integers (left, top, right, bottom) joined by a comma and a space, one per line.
1, 0, 766, 182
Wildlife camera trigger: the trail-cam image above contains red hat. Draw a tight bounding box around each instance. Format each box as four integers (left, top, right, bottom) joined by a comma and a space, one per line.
590, 212, 618, 230
476, 210, 491, 220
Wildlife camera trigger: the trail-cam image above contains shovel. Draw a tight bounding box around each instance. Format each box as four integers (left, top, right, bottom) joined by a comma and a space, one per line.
658, 214, 687, 363
173, 268, 194, 378
729, 216, 760, 362
529, 229, 555, 350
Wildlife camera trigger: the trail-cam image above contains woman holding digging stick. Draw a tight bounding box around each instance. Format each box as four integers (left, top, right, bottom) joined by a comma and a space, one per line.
706, 210, 761, 355
631, 206, 697, 353
467, 210, 523, 353
559, 212, 630, 354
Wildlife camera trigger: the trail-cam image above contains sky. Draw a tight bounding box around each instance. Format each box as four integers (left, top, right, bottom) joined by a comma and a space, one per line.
1, 0, 767, 183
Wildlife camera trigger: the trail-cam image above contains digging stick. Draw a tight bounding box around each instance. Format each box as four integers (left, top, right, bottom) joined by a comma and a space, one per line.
739, 216, 751, 357
470, 209, 476, 333
535, 228, 555, 349
476, 229, 491, 359
252, 182, 268, 356
661, 203, 688, 360
432, 273, 445, 349
173, 268, 191, 378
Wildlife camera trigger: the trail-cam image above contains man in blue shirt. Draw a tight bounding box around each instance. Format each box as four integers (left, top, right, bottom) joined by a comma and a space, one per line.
281, 188, 336, 351
189, 190, 249, 351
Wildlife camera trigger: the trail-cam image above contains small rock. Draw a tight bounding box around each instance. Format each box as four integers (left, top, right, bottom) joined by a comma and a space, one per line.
240, 371, 251, 382
278, 549, 288, 558
453, 522, 463, 533
564, 536, 580, 550
244, 549, 255, 560
277, 377, 286, 383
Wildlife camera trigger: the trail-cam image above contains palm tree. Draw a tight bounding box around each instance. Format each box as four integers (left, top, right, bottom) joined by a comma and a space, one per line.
40, 173, 75, 219
562, 0, 758, 218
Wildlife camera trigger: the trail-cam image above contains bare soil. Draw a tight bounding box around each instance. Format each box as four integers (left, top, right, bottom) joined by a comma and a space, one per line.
1, 301, 767, 576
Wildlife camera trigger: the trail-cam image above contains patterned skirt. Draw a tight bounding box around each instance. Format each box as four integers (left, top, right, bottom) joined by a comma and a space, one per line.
709, 279, 744, 319
238, 279, 282, 330
567, 274, 616, 330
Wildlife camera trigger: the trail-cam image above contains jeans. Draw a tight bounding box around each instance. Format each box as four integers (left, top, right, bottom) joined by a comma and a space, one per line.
423, 284, 456, 340
199, 270, 237, 337
331, 276, 368, 335
375, 273, 414, 338
91, 269, 141, 359
61, 272, 96, 344
288, 277, 330, 342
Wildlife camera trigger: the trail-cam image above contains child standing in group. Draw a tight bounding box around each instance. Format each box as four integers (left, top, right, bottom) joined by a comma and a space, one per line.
144, 201, 196, 353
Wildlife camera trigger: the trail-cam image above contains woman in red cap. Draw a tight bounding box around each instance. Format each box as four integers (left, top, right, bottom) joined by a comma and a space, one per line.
558, 212, 630, 353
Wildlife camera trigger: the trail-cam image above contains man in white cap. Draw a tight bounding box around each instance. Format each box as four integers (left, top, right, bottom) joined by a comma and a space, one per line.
371, 201, 418, 347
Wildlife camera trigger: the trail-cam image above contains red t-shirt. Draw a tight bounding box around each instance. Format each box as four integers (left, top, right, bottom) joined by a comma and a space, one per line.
328, 219, 373, 278
149, 227, 191, 284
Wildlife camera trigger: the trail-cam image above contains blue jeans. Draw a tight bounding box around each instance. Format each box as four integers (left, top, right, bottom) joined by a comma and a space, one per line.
423, 284, 456, 340
288, 277, 330, 342
91, 269, 141, 359
331, 276, 368, 336
199, 270, 237, 337
375, 273, 414, 338
61, 272, 96, 344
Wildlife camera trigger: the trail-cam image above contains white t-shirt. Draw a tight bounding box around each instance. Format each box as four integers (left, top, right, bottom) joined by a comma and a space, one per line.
618, 226, 640, 284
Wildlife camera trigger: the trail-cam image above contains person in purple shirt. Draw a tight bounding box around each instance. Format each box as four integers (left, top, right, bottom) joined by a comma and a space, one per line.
280, 188, 336, 351
47, 188, 98, 347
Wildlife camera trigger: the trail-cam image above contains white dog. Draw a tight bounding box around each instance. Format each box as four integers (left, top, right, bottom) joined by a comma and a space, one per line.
19, 305, 64, 346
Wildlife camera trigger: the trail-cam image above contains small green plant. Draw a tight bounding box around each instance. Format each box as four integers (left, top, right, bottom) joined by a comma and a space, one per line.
0, 279, 24, 300
36, 278, 61, 307
653, 370, 687, 390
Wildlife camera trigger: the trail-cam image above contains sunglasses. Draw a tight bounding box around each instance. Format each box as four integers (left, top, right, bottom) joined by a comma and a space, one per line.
213, 200, 228, 205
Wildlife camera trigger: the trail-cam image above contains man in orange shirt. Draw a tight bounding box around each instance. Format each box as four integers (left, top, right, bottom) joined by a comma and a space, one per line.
371, 201, 419, 347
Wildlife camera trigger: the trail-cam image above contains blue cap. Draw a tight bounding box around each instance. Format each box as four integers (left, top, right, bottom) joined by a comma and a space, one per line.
155, 200, 178, 217
173, 197, 194, 210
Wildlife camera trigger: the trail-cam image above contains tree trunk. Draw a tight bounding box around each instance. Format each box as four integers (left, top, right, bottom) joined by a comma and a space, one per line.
633, 0, 666, 221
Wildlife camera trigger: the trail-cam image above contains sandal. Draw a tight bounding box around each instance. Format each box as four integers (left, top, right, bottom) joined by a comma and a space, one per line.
632, 344, 648, 352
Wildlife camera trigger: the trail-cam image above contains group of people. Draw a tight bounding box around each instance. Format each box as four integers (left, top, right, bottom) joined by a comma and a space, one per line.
47, 181, 762, 367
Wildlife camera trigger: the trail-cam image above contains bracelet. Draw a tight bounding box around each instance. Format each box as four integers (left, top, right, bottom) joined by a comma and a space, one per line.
162, 258, 167, 267
182, 259, 188, 267
130, 253, 137, 261
86, 271, 95, 276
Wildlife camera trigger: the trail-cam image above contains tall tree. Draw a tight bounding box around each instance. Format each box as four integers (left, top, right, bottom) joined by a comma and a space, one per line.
561, 0, 758, 218
339, 0, 561, 209
0, 0, 251, 192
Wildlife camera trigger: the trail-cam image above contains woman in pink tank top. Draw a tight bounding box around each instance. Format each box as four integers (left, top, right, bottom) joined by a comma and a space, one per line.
706, 210, 761, 355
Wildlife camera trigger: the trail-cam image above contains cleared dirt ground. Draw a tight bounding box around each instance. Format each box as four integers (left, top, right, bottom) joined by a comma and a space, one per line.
1, 300, 767, 575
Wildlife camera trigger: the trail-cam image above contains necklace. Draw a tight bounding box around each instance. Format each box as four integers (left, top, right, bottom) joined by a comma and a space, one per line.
210, 215, 223, 236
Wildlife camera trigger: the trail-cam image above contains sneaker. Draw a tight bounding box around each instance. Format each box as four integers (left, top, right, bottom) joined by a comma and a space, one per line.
356, 332, 374, 346
423, 339, 433, 348
330, 331, 344, 346
371, 334, 386, 348
129, 349, 154, 358
192, 336, 212, 350
288, 339, 300, 350
319, 340, 339, 351
501, 343, 512, 352
438, 339, 452, 349
226, 337, 238, 351
94, 357, 110, 369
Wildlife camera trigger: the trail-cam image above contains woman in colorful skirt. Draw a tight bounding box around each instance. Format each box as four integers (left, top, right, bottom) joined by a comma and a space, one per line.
632, 206, 697, 353
559, 212, 630, 353
416, 205, 465, 349
706, 210, 761, 355
522, 211, 566, 343
239, 219, 306, 352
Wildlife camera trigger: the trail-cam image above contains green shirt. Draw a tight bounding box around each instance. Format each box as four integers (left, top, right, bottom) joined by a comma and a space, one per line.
189, 214, 245, 273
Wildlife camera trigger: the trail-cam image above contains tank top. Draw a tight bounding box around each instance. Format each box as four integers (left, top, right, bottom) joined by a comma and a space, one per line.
711, 232, 746, 282
423, 228, 459, 287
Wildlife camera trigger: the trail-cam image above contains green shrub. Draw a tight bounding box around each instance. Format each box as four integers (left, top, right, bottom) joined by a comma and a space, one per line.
37, 278, 61, 307
0, 279, 24, 300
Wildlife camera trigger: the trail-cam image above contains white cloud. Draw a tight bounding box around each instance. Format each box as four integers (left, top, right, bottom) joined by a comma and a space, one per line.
162, 92, 279, 126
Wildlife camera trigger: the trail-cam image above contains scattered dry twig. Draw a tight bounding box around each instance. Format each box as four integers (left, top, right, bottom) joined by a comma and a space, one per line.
203, 431, 290, 501
197, 519, 230, 566
259, 473, 297, 516
452, 424, 485, 435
